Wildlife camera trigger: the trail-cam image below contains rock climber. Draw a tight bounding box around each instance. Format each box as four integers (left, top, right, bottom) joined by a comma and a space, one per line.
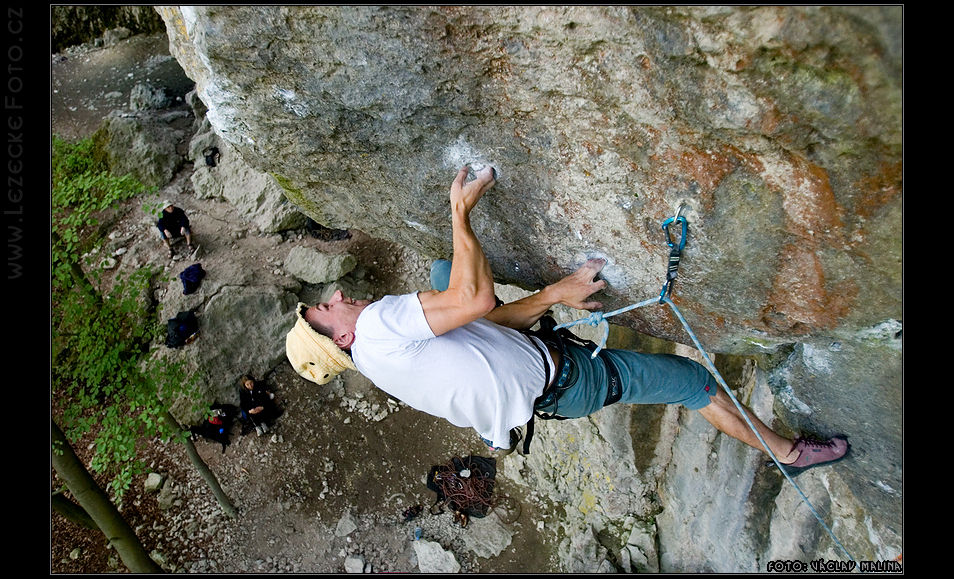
285, 165, 849, 473
156, 200, 195, 258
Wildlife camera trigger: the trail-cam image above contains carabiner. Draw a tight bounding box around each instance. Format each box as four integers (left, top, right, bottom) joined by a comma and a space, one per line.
661, 215, 688, 253
659, 211, 689, 302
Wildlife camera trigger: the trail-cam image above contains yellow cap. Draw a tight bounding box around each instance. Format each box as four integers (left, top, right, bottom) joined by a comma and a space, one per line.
285, 302, 357, 384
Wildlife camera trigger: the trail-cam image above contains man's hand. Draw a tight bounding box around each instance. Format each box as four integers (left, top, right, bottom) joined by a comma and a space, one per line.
484, 258, 607, 331
450, 165, 496, 216
545, 258, 607, 310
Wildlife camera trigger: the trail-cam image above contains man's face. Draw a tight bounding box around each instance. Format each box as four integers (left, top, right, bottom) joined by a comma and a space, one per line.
305, 290, 369, 343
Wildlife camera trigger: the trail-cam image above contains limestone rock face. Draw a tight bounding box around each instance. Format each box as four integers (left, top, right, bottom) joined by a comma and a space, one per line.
188, 115, 308, 234
154, 5, 902, 572
157, 5, 901, 355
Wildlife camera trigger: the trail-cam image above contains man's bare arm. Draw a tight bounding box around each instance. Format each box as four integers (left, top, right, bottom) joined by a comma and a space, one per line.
484, 258, 607, 330
417, 166, 499, 336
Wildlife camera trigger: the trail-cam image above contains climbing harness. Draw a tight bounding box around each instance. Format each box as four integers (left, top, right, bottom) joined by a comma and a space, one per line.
519, 315, 625, 454
552, 208, 857, 564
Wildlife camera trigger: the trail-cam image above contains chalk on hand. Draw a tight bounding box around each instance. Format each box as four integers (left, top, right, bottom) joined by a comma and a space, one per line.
467, 163, 499, 182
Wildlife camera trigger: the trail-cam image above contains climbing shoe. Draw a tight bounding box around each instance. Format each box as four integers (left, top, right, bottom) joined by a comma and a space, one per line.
777, 435, 850, 475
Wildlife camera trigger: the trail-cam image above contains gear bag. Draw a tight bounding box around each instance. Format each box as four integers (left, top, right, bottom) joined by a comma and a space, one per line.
203, 146, 220, 167
166, 310, 199, 348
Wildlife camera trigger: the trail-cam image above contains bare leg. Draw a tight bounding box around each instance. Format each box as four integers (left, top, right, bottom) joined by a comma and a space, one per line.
697, 388, 798, 463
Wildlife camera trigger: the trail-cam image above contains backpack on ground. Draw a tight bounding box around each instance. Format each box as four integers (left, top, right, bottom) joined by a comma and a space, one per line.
166, 310, 199, 348
189, 403, 238, 453
203, 146, 220, 167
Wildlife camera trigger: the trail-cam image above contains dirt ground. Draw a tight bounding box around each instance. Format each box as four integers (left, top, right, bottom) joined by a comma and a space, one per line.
51, 32, 563, 573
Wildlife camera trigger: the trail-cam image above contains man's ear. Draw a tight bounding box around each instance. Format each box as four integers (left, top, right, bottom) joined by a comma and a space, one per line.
333, 331, 354, 350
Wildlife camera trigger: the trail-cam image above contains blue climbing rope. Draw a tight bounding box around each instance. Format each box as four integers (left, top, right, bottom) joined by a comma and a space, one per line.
555, 205, 690, 357
553, 211, 856, 564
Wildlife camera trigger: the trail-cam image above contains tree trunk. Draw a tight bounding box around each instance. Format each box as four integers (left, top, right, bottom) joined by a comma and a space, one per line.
52, 491, 99, 530
51, 420, 163, 573
163, 411, 238, 518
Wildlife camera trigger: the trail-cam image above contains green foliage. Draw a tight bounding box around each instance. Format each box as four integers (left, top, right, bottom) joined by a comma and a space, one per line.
51, 134, 200, 499
53, 265, 200, 498
142, 199, 167, 219
52, 135, 151, 287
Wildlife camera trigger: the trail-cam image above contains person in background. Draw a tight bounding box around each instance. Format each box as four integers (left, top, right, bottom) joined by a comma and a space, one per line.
239, 374, 282, 436
157, 201, 195, 258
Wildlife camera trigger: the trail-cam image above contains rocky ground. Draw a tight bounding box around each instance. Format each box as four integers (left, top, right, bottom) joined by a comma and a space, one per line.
51, 32, 563, 574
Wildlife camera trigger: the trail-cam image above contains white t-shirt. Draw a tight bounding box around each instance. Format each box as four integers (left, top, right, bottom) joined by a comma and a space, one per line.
351, 292, 553, 448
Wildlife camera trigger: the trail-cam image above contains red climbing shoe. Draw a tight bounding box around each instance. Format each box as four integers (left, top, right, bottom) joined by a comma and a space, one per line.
781, 436, 850, 474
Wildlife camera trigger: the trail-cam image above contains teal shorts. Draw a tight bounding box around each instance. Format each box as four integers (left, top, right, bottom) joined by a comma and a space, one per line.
535, 342, 719, 418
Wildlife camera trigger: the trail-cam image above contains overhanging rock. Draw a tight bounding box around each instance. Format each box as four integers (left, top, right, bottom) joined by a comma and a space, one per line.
157, 5, 901, 355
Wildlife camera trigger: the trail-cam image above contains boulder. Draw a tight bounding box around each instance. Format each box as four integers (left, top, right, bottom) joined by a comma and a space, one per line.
93, 109, 191, 189
413, 539, 460, 574
188, 119, 308, 233
343, 554, 365, 573
335, 511, 358, 537
130, 81, 172, 111
103, 26, 133, 47
162, 285, 298, 421
144, 472, 164, 493
461, 515, 513, 558
284, 246, 357, 285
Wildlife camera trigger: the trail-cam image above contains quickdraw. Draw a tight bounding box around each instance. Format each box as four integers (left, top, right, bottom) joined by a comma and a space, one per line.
659, 204, 688, 302
550, 206, 856, 564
